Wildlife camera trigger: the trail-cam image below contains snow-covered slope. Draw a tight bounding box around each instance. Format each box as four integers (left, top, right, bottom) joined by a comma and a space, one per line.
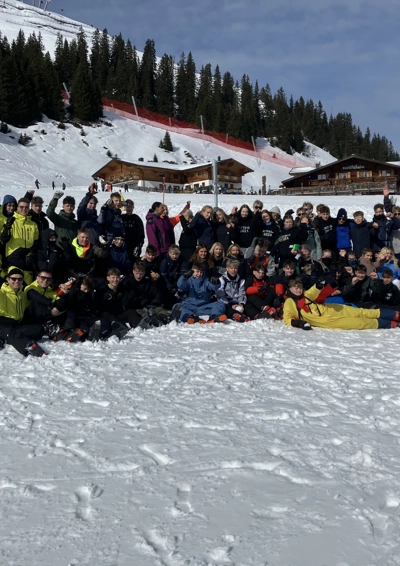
0, 0, 335, 193
0, 112, 335, 194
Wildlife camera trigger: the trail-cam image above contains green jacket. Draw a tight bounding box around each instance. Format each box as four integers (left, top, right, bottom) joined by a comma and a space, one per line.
46, 198, 78, 243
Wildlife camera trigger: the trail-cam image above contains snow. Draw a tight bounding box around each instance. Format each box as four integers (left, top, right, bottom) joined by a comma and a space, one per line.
1, 189, 400, 566
1, 2, 400, 565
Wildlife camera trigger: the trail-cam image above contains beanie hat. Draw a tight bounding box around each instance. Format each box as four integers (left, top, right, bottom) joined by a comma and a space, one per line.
112, 227, 125, 239
270, 206, 281, 215
7, 267, 24, 278
337, 208, 347, 219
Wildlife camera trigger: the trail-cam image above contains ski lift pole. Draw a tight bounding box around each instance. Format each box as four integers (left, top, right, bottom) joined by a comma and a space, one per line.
213, 159, 218, 209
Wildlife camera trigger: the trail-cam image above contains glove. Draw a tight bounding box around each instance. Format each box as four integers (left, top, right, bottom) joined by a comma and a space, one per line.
53, 190, 64, 200
273, 295, 283, 308
133, 246, 142, 257
183, 270, 194, 279
25, 253, 34, 269
210, 277, 220, 284
291, 319, 312, 330
99, 235, 108, 245
257, 283, 268, 293
316, 276, 338, 290
6, 216, 15, 228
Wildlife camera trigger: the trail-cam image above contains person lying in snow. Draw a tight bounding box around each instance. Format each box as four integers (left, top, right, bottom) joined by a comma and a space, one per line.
283, 277, 400, 331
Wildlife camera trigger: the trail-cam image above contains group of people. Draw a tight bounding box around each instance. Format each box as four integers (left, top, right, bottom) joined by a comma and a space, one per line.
0, 184, 399, 358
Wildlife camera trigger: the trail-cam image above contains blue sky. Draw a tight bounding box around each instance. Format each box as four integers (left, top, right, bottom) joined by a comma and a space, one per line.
53, 0, 399, 152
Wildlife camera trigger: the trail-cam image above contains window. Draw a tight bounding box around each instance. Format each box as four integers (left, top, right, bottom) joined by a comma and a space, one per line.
173, 173, 179, 179
338, 172, 348, 180
359, 171, 370, 178
381, 170, 391, 176
317, 174, 327, 180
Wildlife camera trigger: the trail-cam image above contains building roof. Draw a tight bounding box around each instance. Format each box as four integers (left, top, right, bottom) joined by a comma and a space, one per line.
282, 154, 399, 185
93, 157, 253, 179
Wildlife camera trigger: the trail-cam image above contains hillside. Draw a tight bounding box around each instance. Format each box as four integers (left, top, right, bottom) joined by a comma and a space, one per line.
0, 0, 337, 191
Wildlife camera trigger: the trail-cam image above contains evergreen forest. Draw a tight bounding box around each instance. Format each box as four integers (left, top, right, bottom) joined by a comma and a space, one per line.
0, 27, 398, 162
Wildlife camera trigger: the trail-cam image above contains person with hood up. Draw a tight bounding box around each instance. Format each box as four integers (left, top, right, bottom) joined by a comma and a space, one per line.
98, 192, 125, 241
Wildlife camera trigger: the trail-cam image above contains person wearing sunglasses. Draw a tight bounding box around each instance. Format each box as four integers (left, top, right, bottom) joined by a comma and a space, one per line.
0, 197, 39, 285
24, 271, 69, 341
0, 267, 47, 357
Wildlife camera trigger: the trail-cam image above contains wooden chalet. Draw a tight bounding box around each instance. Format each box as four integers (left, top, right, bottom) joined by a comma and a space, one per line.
92, 158, 253, 194
280, 155, 400, 196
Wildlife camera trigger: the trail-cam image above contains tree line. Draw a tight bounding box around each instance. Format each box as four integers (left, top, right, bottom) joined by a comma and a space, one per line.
0, 27, 398, 162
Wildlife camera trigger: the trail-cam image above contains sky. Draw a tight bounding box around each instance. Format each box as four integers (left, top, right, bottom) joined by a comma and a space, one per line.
43, 0, 400, 153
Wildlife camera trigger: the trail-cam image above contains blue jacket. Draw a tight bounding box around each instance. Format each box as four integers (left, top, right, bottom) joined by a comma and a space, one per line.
376, 260, 400, 279
160, 255, 188, 291
177, 274, 220, 306
336, 221, 353, 250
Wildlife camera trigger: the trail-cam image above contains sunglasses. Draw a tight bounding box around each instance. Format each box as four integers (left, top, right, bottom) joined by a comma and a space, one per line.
254, 206, 262, 210
9, 277, 23, 282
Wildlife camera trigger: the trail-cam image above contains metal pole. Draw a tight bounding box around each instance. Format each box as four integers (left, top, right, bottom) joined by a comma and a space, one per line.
131, 96, 140, 121
213, 160, 218, 209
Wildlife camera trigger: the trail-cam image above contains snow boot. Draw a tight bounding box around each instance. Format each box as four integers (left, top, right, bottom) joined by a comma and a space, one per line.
233, 313, 250, 323
208, 314, 228, 323
25, 340, 48, 357
88, 320, 101, 342
170, 303, 182, 323
137, 315, 152, 330
187, 315, 201, 324
64, 329, 86, 343
110, 320, 129, 339
147, 308, 160, 327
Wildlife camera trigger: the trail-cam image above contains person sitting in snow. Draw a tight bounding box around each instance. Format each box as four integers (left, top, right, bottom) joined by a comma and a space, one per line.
177, 262, 226, 324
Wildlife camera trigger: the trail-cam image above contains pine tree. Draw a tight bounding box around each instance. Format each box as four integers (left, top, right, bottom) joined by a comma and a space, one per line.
70, 59, 103, 122
155, 54, 174, 116
139, 39, 157, 111
163, 131, 173, 151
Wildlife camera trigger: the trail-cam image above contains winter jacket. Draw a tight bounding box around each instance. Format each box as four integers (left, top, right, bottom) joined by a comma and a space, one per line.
253, 220, 280, 242
177, 274, 220, 307
36, 229, 67, 286
121, 274, 163, 308
336, 220, 353, 250
25, 280, 61, 309
188, 213, 214, 250
370, 214, 400, 251
245, 247, 276, 276
341, 276, 380, 304
216, 273, 246, 305
376, 260, 400, 280
77, 192, 102, 244
98, 203, 125, 240
62, 238, 107, 278
178, 216, 197, 262
146, 211, 172, 256
371, 281, 400, 306
160, 255, 188, 291
46, 198, 78, 243
270, 225, 307, 267
313, 217, 337, 250
212, 221, 236, 252
0, 282, 29, 321
122, 212, 145, 257
0, 212, 39, 271
350, 220, 373, 258
107, 242, 132, 275
28, 210, 49, 237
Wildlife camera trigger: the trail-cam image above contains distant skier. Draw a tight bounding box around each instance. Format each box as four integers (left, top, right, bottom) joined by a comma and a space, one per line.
35, 179, 40, 190
62, 182, 66, 190
52, 181, 55, 190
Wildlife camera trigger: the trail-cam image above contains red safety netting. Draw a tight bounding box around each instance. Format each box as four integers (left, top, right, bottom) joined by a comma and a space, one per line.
63, 91, 311, 168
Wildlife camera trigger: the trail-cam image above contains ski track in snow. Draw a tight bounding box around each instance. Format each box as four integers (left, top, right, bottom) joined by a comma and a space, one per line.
2, 305, 400, 564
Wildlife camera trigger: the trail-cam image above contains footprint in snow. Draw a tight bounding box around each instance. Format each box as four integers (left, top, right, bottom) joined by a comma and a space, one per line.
75, 484, 103, 521
175, 485, 193, 514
